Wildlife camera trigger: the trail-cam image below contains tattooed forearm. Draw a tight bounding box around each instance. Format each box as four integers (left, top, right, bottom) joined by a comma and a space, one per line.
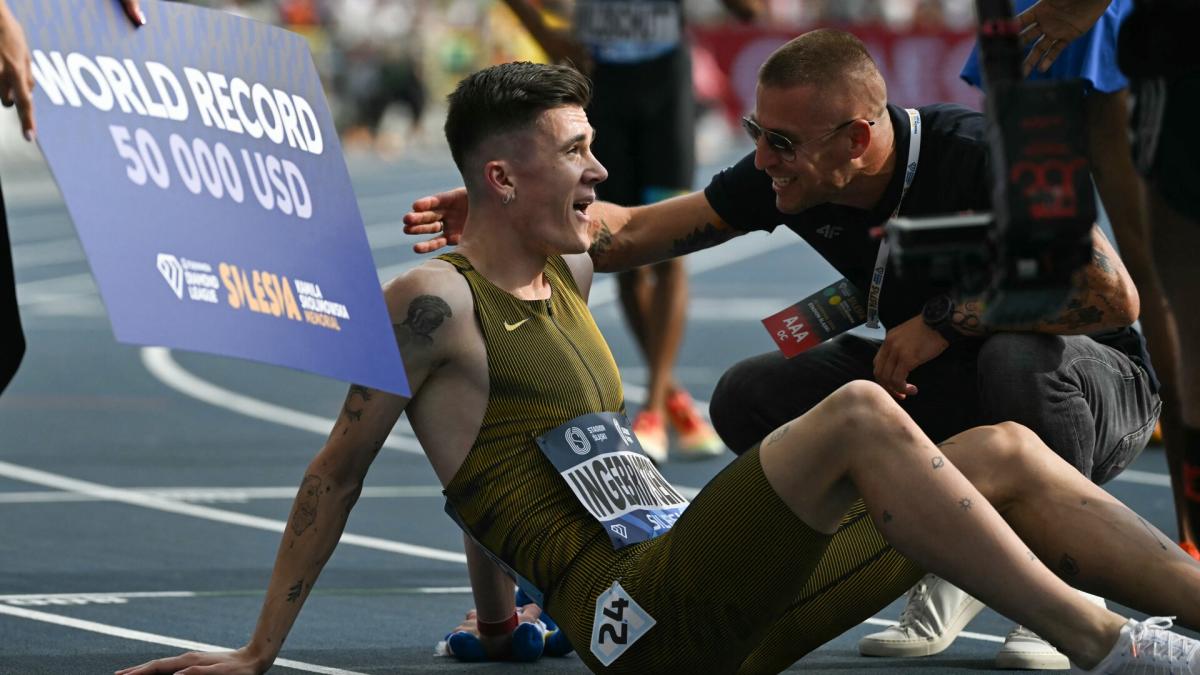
589, 218, 614, 258
766, 424, 790, 447
287, 579, 304, 602
291, 475, 322, 536
397, 295, 452, 344
670, 222, 729, 257
950, 299, 988, 336
1041, 298, 1105, 331
340, 385, 371, 431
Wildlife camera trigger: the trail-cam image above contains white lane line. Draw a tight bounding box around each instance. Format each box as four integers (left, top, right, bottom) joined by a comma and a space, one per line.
0, 587, 474, 606
0, 604, 365, 675
0, 485, 446, 504
0, 460, 466, 565
140, 347, 423, 456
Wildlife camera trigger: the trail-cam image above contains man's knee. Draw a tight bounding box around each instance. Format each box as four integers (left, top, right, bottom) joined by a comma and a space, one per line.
977, 333, 1065, 379
710, 362, 763, 455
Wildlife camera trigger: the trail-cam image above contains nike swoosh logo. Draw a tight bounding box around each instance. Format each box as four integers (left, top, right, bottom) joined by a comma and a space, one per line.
504, 318, 531, 332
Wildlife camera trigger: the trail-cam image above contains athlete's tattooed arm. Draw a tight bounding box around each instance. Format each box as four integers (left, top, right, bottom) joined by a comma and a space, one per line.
585, 191, 745, 272
948, 227, 1138, 335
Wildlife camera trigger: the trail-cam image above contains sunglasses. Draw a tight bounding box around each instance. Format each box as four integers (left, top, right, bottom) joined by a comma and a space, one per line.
741, 116, 875, 161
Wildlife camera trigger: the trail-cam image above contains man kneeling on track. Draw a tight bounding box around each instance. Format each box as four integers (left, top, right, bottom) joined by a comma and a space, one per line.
119, 62, 1200, 675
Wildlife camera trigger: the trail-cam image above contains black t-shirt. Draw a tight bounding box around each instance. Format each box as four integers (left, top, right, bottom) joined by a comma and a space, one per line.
704, 102, 1158, 388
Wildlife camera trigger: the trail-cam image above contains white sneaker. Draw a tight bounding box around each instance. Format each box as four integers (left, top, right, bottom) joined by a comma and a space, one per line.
996, 592, 1105, 670
1071, 616, 1200, 674
997, 625, 1070, 670
858, 574, 986, 657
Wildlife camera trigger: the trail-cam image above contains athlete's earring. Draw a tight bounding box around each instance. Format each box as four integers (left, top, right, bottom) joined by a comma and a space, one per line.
502, 190, 515, 205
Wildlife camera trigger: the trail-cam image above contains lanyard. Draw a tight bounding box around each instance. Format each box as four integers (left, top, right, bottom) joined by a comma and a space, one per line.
865, 108, 922, 328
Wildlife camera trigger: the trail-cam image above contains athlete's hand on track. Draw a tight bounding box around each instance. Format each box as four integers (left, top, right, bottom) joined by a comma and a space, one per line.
873, 314, 950, 400
444, 603, 546, 661
1016, 0, 1111, 76
115, 647, 264, 675
404, 187, 468, 253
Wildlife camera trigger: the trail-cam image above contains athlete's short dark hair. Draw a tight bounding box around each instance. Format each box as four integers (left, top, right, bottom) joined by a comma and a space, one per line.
445, 62, 592, 173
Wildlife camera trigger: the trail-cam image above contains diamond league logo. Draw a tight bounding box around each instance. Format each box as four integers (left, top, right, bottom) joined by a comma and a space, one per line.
156, 253, 184, 299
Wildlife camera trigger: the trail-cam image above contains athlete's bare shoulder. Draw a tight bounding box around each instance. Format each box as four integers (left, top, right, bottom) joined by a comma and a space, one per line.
381, 258, 478, 391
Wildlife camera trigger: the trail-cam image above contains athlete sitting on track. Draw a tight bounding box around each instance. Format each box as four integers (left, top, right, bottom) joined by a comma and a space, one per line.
118, 61, 1200, 675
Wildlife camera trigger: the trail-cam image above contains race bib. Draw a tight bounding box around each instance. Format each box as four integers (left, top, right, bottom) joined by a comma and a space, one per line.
762, 278, 868, 358
536, 412, 689, 549
575, 0, 681, 62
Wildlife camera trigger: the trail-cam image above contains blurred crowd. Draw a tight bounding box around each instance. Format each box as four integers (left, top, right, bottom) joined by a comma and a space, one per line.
186, 0, 981, 157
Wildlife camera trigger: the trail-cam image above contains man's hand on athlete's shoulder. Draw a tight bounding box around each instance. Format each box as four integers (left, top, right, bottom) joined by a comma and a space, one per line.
873, 315, 950, 399
404, 188, 468, 254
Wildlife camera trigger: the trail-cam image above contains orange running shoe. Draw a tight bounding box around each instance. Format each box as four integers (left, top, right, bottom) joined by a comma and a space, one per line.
632, 410, 668, 465
1182, 541, 1200, 561
666, 391, 726, 459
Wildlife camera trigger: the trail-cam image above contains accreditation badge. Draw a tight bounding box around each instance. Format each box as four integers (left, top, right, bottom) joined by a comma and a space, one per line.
762, 277, 868, 358
536, 412, 689, 549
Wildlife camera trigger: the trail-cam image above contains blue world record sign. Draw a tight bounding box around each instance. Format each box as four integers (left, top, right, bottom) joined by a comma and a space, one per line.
11, 0, 409, 395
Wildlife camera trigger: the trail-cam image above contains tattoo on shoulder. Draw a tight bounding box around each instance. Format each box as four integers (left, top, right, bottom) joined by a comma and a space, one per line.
287, 579, 304, 603
398, 295, 452, 343
766, 424, 789, 447
291, 475, 321, 536
589, 218, 614, 258
670, 222, 728, 257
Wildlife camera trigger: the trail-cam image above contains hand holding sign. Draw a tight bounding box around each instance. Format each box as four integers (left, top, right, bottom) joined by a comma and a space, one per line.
0, 0, 143, 140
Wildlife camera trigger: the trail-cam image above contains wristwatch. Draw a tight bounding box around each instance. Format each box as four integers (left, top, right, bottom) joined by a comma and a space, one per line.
922, 294, 961, 344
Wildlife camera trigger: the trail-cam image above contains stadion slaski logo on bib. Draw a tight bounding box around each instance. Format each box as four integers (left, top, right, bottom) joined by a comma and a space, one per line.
566, 426, 592, 455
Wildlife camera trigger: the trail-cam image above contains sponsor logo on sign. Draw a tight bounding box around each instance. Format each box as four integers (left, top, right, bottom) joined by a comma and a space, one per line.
157, 254, 184, 299
590, 581, 656, 667
566, 426, 592, 456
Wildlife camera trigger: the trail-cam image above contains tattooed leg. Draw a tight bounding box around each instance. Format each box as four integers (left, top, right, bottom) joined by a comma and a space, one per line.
939, 423, 1200, 629
755, 381, 1124, 668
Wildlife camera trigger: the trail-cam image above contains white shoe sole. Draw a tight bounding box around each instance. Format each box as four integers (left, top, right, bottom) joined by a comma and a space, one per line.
858, 596, 986, 657
995, 650, 1070, 670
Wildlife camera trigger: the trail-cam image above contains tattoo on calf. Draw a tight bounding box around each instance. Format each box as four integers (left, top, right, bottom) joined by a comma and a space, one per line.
766, 424, 789, 446
958, 498, 973, 511
291, 475, 322, 535
1092, 247, 1114, 275
882, 510, 893, 524
1027, 550, 1037, 562
287, 580, 304, 603
399, 295, 452, 343
932, 456, 945, 469
670, 223, 727, 257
